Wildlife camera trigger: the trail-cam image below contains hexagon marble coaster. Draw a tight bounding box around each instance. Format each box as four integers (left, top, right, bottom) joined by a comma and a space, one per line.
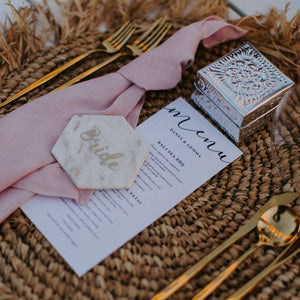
51, 115, 149, 189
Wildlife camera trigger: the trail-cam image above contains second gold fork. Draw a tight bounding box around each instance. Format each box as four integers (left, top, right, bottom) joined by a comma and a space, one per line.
51, 18, 172, 92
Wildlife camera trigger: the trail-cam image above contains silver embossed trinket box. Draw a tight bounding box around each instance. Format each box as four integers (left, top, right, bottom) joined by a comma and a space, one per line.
191, 42, 294, 143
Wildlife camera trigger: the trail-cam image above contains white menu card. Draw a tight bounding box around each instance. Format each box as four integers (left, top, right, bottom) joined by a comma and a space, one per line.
21, 98, 242, 276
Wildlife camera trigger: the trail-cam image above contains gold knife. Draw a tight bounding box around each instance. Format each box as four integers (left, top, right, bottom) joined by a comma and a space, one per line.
151, 192, 299, 300
227, 235, 300, 300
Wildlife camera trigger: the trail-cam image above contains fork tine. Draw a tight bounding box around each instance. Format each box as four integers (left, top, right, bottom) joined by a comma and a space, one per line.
115, 24, 136, 48
114, 23, 135, 43
145, 23, 172, 51
108, 21, 131, 41
133, 17, 165, 44
142, 19, 167, 45
107, 22, 135, 50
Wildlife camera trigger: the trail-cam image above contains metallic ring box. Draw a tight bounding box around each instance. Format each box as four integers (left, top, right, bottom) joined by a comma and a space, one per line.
191, 42, 294, 143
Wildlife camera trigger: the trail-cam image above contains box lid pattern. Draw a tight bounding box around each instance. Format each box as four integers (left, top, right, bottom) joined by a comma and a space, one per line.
195, 42, 294, 128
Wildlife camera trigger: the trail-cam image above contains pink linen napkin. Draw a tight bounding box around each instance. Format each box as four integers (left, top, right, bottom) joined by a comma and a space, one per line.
0, 16, 246, 223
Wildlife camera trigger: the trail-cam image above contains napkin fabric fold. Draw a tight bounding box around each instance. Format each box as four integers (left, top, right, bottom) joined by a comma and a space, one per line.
0, 16, 246, 223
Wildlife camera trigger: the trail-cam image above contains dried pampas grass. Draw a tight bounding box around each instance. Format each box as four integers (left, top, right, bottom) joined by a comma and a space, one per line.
0, 0, 226, 78
0, 0, 299, 80
234, 4, 300, 81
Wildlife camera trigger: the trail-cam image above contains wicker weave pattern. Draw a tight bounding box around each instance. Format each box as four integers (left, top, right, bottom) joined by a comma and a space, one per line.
0, 23, 300, 300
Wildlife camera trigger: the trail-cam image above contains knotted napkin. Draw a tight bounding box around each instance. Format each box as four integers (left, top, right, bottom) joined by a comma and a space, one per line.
0, 16, 246, 223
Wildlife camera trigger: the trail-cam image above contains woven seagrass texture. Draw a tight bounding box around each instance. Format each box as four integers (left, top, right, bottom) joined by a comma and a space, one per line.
1, 2, 300, 300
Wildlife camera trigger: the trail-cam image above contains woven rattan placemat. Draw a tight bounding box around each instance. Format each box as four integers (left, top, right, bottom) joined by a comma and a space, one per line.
0, 3, 300, 299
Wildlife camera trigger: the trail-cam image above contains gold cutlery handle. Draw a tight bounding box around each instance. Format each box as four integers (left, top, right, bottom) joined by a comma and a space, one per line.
0, 49, 103, 108
52, 52, 125, 92
227, 238, 300, 300
192, 245, 259, 300
151, 233, 252, 300
151, 193, 299, 300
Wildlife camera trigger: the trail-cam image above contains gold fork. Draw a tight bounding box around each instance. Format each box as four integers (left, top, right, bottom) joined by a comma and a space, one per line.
51, 18, 171, 91
0, 21, 136, 108
151, 192, 299, 300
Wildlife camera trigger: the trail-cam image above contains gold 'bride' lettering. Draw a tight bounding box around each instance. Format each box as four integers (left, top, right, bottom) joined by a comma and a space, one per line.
80, 127, 123, 170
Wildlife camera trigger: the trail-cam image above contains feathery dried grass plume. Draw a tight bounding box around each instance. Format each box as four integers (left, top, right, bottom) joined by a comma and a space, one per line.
0, 1, 36, 77
0, 0, 226, 79
0, 0, 299, 81
234, 4, 300, 81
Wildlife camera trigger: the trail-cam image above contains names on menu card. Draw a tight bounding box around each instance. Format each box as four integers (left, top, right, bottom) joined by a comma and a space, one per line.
22, 97, 242, 276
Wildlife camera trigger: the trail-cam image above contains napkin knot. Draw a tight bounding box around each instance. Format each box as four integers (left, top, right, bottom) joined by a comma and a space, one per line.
119, 16, 247, 91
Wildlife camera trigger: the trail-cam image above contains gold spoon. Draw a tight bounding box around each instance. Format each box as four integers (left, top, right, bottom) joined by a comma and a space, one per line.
192, 205, 300, 300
